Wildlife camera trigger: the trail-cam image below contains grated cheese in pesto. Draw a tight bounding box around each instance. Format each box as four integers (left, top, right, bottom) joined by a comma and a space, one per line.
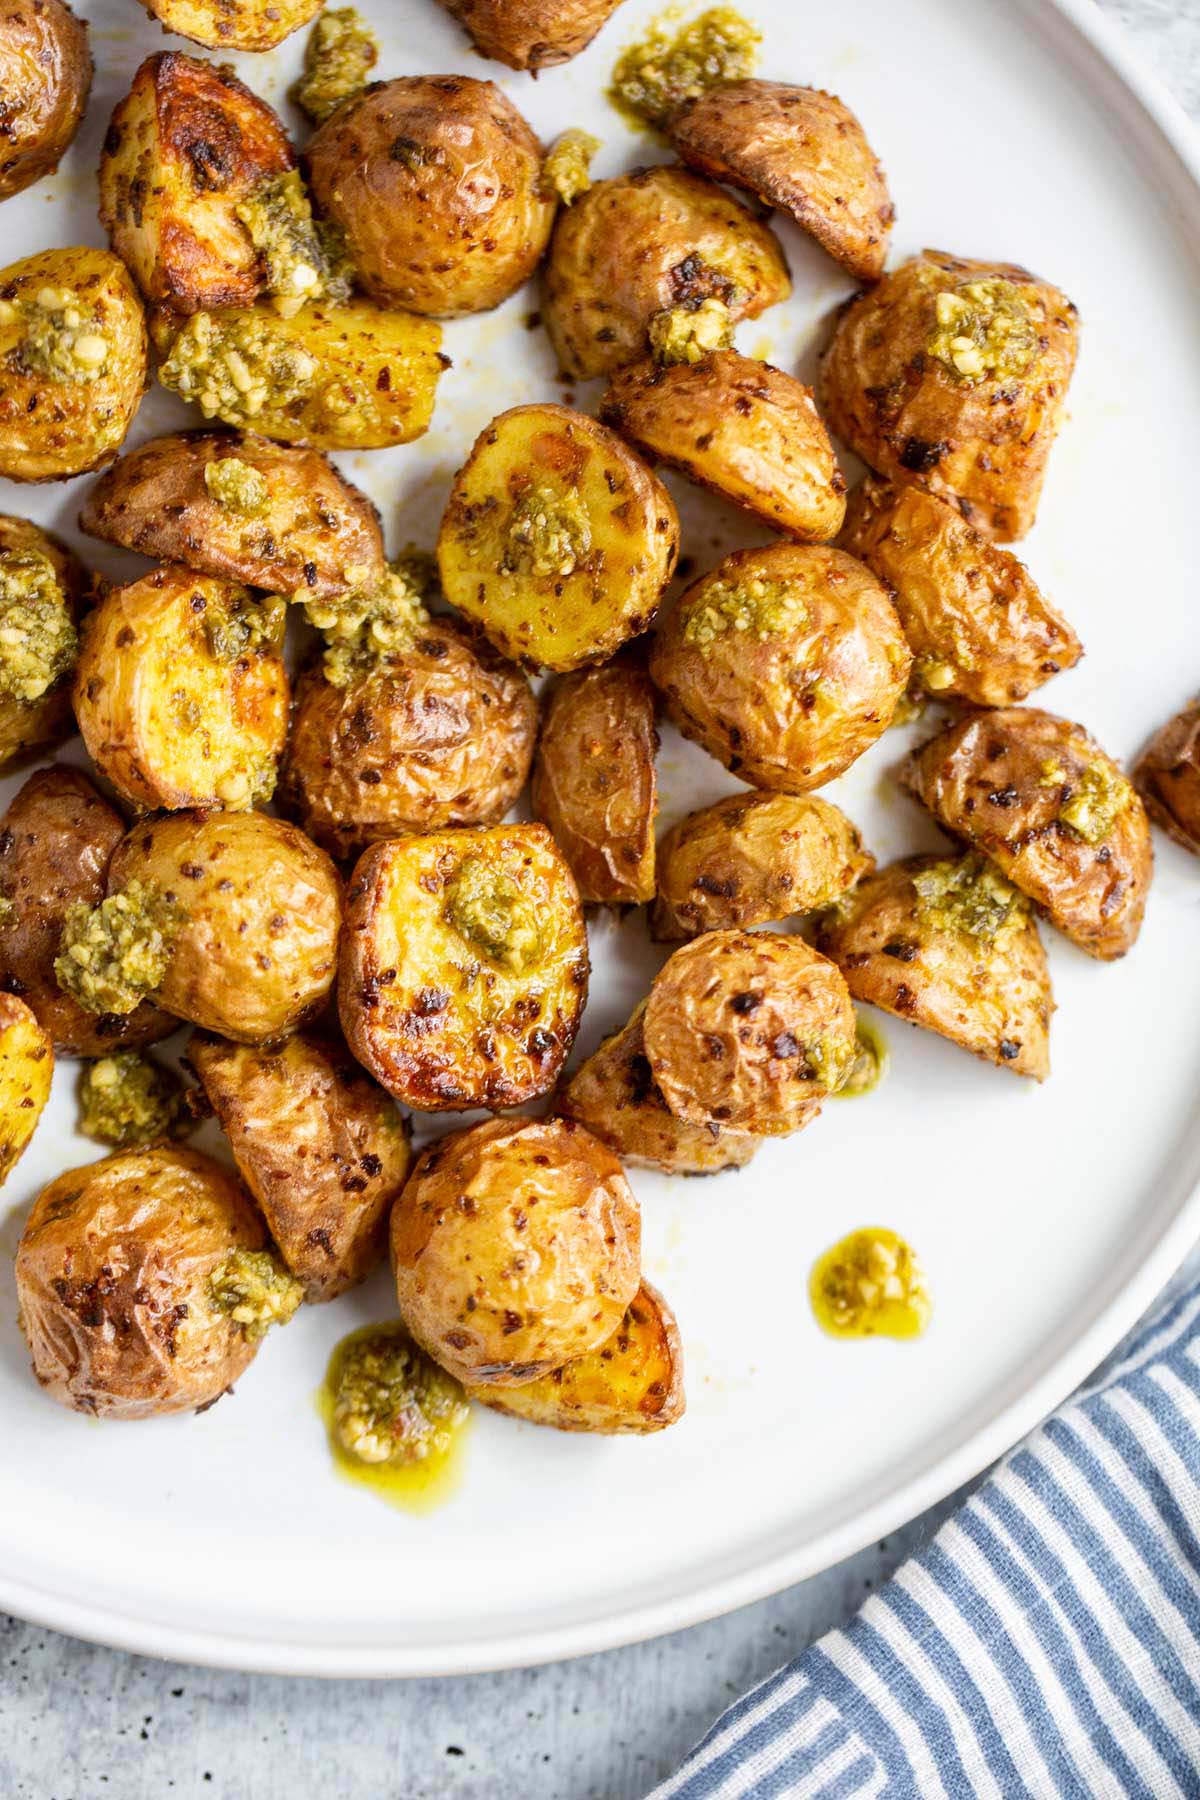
912, 854, 1027, 944
208, 1248, 304, 1340
330, 1323, 468, 1466
0, 546, 76, 702
502, 484, 592, 580
682, 572, 807, 650
303, 550, 436, 688
609, 6, 761, 130
54, 879, 184, 1017
204, 457, 268, 516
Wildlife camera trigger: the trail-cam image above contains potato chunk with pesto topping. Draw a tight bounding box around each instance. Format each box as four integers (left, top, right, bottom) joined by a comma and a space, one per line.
0, 994, 52, 1183
328, 1323, 467, 1465
55, 880, 184, 1018
208, 1247, 304, 1340
0, 515, 85, 769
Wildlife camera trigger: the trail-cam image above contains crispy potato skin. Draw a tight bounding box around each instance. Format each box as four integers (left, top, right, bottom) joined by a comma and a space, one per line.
137, 0, 321, 52
531, 658, 658, 905
542, 165, 791, 380
815, 856, 1053, 1079
643, 930, 851, 1136
109, 810, 342, 1042
649, 543, 910, 793
305, 75, 555, 318
391, 1115, 641, 1386
1134, 699, 1200, 856
903, 708, 1153, 960
187, 1031, 412, 1302
0, 247, 147, 483
670, 80, 893, 282
80, 432, 386, 602
439, 0, 624, 69
653, 791, 873, 941
471, 1279, 685, 1433
0, 993, 52, 1182
0, 0, 91, 201
840, 478, 1081, 706
0, 514, 85, 770
821, 250, 1079, 542
339, 823, 588, 1110
0, 767, 176, 1055
282, 623, 537, 859
15, 1145, 266, 1419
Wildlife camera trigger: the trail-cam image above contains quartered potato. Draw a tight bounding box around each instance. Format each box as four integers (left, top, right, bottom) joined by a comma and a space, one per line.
136, 0, 322, 51
0, 993, 52, 1182
74, 565, 290, 814
437, 404, 679, 672
1135, 698, 1200, 856
339, 823, 588, 1110
669, 79, 893, 281
439, 0, 625, 69
649, 543, 910, 793
816, 854, 1053, 1079
0, 0, 91, 201
0, 513, 86, 771
840, 477, 1081, 706
391, 1115, 641, 1386
822, 250, 1079, 541
903, 707, 1153, 960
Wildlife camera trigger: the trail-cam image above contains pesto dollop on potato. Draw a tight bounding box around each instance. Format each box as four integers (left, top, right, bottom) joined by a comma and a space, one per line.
77, 1051, 190, 1149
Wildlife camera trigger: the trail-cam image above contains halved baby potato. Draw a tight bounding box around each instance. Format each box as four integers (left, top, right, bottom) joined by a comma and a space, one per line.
439, 0, 624, 69
0, 993, 52, 1183
0, 514, 86, 771
136, 0, 322, 51
0, 0, 91, 201
1134, 697, 1200, 856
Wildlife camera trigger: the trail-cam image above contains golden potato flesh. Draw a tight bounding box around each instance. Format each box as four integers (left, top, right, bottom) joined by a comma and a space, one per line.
840, 477, 1081, 706
653, 791, 873, 941
137, 0, 321, 51
0, 993, 51, 1181
601, 351, 846, 543
109, 810, 342, 1041
531, 658, 658, 905
439, 0, 624, 69
542, 164, 791, 380
1134, 698, 1200, 856
73, 566, 290, 814
282, 620, 537, 859
15, 1146, 267, 1419
339, 823, 588, 1111
471, 1280, 685, 1433
0, 247, 147, 482
391, 1116, 640, 1386
0, 513, 86, 771
815, 854, 1053, 1079
649, 543, 910, 792
643, 929, 854, 1135
438, 404, 679, 672
0, 0, 91, 200
187, 1031, 412, 1302
821, 250, 1079, 542
903, 707, 1153, 960
80, 432, 386, 603
305, 75, 555, 318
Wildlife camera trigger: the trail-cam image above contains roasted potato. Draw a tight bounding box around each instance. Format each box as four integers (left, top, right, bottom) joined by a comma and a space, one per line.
668, 80, 893, 282
391, 1115, 641, 1386
815, 854, 1053, 1079
0, 247, 147, 482
839, 477, 1081, 706
902, 707, 1153, 960
282, 620, 537, 858
649, 544, 910, 793
73, 565, 290, 814
531, 658, 658, 905
439, 0, 624, 69
601, 351, 846, 543
470, 1280, 684, 1433
437, 404, 679, 672
0, 993, 52, 1181
339, 823, 588, 1110
0, 513, 86, 770
108, 809, 342, 1040
187, 1031, 413, 1302
80, 431, 386, 603
136, 0, 322, 52
821, 251, 1079, 541
0, 767, 176, 1056
643, 929, 853, 1135
653, 791, 873, 941
1134, 699, 1200, 856
0, 0, 91, 201
305, 75, 555, 318
542, 164, 791, 380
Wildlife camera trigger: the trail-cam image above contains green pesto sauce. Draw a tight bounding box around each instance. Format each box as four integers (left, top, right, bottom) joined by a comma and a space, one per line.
291, 6, 379, 125
235, 170, 328, 317
0, 546, 76, 703
911, 854, 1026, 945
648, 296, 735, 365
318, 1322, 470, 1514
77, 1052, 190, 1149
682, 573, 807, 651
927, 278, 1038, 386
303, 551, 436, 688
204, 457, 268, 516
833, 1016, 889, 1100
609, 6, 762, 131
208, 1248, 304, 1341
503, 484, 592, 580
542, 130, 601, 205
54, 880, 184, 1017
810, 1227, 932, 1340
159, 310, 319, 427
204, 590, 286, 665
444, 855, 544, 974
1058, 761, 1132, 845
0, 285, 111, 384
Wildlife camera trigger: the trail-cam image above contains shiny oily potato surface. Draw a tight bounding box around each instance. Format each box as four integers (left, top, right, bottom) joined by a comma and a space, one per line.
0, 0, 91, 201
1134, 698, 1200, 857
438, 0, 624, 69
137, 0, 321, 51
0, 513, 86, 770
0, 993, 52, 1183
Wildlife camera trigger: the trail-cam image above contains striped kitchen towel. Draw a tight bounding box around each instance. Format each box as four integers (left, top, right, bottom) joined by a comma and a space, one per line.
650, 1276, 1200, 1799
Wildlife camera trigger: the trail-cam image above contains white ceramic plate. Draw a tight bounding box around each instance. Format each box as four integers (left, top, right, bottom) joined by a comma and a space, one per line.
1, 0, 1199, 1678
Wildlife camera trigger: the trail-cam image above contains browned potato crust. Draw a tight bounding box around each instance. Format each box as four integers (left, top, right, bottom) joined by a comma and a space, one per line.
282, 621, 537, 859
643, 930, 854, 1135
653, 791, 873, 941
669, 80, 893, 282
531, 658, 658, 905
305, 75, 555, 317
0, 0, 91, 200
815, 854, 1053, 1079
339, 823, 588, 1110
0, 992, 52, 1181
1133, 698, 1200, 857
137, 0, 321, 51
821, 250, 1079, 542
391, 1115, 640, 1386
542, 164, 791, 380
15, 1145, 266, 1418
80, 432, 386, 602
902, 708, 1153, 960
187, 1031, 412, 1302
440, 0, 624, 69
649, 543, 910, 793
0, 513, 86, 770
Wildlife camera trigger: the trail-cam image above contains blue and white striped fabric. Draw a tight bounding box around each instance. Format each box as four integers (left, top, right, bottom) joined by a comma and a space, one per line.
651, 1278, 1200, 1799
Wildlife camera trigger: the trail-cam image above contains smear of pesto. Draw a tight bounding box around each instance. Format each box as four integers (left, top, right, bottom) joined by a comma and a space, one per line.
682, 572, 807, 650
541, 131, 601, 205
926, 278, 1038, 385
303, 551, 436, 688
0, 546, 76, 702
444, 855, 544, 975
78, 1052, 190, 1149
912, 854, 1026, 945
810, 1226, 931, 1340
833, 1016, 889, 1100
327, 1322, 469, 1467
609, 6, 762, 131
291, 7, 379, 126
54, 880, 184, 1017
208, 1249, 304, 1340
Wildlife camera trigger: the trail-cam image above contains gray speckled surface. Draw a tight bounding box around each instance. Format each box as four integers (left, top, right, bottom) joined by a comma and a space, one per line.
3, 6, 1198, 1798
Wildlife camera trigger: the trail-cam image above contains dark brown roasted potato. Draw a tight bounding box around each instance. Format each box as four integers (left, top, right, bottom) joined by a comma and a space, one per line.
0, 0, 91, 200
0, 992, 52, 1181
136, 0, 322, 51
903, 707, 1152, 960
439, 0, 624, 69
0, 513, 86, 769
1133, 697, 1200, 856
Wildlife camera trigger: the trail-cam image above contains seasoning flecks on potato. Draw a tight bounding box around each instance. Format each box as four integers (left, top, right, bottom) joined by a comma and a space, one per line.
442, 0, 625, 71
0, 0, 91, 202
0, 992, 52, 1182
1133, 697, 1200, 857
